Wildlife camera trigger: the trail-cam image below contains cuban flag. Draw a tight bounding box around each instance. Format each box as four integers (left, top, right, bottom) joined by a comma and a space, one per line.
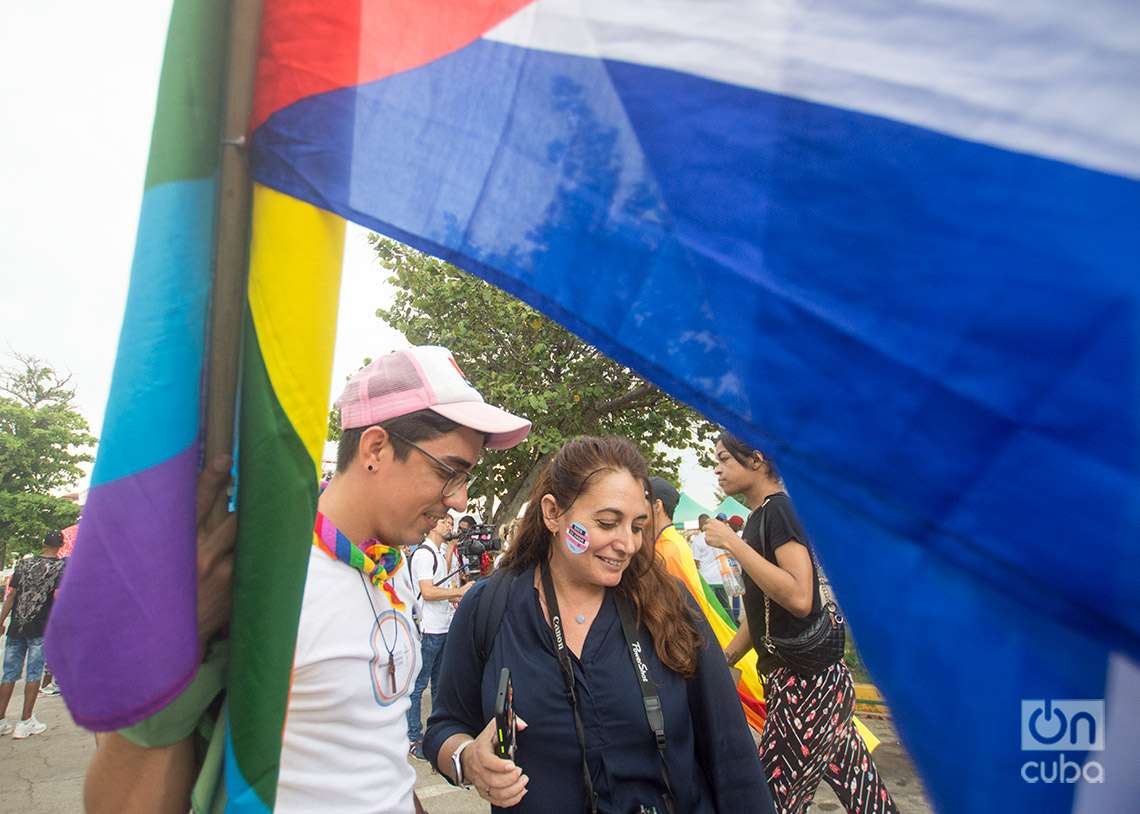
253, 5, 1139, 808
50, 1, 1138, 812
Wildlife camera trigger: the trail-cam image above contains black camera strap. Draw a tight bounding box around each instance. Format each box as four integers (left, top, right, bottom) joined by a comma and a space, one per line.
540, 565, 676, 814
540, 565, 598, 814
614, 592, 676, 814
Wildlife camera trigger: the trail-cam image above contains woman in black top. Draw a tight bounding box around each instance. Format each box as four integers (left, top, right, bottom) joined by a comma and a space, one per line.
425, 436, 774, 813
706, 432, 897, 814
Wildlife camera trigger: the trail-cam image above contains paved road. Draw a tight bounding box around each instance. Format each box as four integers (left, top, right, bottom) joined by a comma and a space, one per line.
0, 681, 932, 812
1, 687, 92, 813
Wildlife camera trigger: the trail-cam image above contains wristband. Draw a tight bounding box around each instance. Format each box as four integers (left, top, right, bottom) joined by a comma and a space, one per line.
450, 738, 475, 788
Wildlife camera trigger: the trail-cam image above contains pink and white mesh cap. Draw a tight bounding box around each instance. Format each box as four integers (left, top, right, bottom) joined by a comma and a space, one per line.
335, 346, 531, 450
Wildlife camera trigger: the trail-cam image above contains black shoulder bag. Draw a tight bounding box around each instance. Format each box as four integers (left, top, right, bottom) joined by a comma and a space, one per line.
755, 497, 846, 676
540, 565, 677, 814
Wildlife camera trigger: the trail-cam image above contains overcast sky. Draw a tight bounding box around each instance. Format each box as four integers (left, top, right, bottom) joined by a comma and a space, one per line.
1, 2, 719, 509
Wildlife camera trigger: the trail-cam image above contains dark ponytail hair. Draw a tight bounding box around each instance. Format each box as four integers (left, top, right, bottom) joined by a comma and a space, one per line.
718, 430, 781, 484
499, 436, 703, 678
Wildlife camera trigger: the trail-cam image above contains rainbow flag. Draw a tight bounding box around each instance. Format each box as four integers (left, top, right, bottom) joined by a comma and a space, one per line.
51, 2, 1140, 813
46, 2, 228, 730
48, 4, 347, 811
655, 527, 767, 730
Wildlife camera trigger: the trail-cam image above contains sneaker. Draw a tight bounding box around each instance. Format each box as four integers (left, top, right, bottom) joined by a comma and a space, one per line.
0, 719, 11, 736
408, 741, 426, 761
39, 684, 61, 696
12, 716, 47, 739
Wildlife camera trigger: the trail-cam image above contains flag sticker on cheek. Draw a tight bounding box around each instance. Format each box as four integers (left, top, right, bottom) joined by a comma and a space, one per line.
565, 522, 589, 554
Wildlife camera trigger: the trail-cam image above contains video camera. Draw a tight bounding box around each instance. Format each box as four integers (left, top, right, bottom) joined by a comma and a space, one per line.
445, 523, 502, 580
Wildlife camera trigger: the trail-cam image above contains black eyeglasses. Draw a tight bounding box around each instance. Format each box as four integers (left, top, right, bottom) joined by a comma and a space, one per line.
387, 430, 473, 499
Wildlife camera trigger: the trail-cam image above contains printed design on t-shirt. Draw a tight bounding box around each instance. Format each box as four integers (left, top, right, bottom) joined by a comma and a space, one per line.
10, 557, 65, 635
368, 608, 418, 707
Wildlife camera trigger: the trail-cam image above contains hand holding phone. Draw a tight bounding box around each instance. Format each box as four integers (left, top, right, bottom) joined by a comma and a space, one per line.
494, 667, 516, 761
465, 711, 529, 807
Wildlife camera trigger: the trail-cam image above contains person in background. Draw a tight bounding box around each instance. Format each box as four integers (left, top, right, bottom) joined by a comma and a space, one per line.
497, 519, 519, 551
426, 437, 775, 813
0, 530, 66, 738
688, 514, 730, 611
494, 520, 518, 570
407, 514, 472, 760
38, 667, 60, 697
709, 432, 897, 814
453, 514, 488, 575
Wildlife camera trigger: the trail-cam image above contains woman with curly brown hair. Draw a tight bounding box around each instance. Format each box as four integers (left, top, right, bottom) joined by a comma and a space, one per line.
425, 436, 774, 814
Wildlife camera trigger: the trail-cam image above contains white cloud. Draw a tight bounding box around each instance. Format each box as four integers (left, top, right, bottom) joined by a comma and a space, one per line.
1, 1, 172, 434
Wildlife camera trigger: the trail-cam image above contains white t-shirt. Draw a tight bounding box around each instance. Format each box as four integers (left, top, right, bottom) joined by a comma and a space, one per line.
276, 546, 421, 813
689, 532, 724, 587
410, 538, 456, 635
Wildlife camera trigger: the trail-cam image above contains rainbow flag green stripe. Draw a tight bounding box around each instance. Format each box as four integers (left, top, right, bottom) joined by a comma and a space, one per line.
699, 574, 737, 629
226, 315, 317, 809
143, 0, 226, 190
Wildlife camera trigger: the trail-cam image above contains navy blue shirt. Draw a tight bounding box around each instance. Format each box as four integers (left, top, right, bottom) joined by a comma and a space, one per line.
424, 565, 774, 814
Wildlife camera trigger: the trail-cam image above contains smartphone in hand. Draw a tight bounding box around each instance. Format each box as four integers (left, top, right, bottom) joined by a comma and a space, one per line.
494, 667, 516, 761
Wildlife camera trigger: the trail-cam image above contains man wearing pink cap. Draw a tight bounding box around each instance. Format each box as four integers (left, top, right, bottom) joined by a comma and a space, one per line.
85, 346, 530, 814
277, 345, 531, 812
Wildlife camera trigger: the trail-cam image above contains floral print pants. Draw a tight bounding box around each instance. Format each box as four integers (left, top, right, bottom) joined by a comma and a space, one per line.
760, 662, 898, 814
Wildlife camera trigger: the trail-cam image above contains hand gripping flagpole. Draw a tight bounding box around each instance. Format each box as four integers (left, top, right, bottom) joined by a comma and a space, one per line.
205, 0, 263, 525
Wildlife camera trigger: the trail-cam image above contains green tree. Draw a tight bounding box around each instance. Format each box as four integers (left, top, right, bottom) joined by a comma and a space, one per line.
359, 237, 715, 524
0, 353, 95, 565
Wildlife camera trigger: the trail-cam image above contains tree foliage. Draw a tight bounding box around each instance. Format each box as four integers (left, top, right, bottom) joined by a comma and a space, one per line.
0, 353, 95, 564
363, 237, 715, 523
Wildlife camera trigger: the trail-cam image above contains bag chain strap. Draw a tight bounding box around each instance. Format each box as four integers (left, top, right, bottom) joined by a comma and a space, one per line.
758, 495, 843, 654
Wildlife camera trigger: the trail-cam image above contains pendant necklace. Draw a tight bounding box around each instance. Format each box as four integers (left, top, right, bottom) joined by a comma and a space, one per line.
359, 570, 399, 693
540, 569, 590, 623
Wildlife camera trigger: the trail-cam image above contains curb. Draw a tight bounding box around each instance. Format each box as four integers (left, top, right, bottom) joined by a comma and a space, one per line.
855, 682, 890, 716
